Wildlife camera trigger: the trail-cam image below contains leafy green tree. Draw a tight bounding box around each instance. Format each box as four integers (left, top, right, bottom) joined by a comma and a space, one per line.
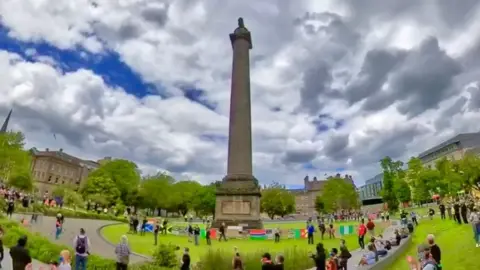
82, 176, 121, 206
395, 178, 411, 206
380, 156, 403, 212
314, 196, 326, 214
456, 153, 480, 192
165, 181, 202, 216
0, 132, 31, 181
414, 168, 439, 203
318, 177, 359, 213
8, 170, 33, 191
139, 173, 175, 210
191, 183, 217, 218
63, 189, 84, 208
88, 159, 141, 203
260, 183, 296, 219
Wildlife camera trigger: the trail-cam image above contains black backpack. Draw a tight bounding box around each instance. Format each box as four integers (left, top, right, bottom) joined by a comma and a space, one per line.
76, 236, 87, 254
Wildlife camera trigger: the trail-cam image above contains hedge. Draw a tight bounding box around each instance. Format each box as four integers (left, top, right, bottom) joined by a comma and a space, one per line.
13, 203, 127, 222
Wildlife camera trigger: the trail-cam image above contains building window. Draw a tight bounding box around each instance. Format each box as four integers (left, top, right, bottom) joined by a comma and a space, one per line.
48, 176, 52, 182
55, 177, 59, 183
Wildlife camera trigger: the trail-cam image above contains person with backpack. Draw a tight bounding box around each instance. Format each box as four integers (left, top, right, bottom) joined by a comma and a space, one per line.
73, 228, 90, 270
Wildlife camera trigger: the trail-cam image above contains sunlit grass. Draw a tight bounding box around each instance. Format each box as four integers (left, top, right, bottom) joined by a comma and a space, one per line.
102, 221, 384, 263
387, 216, 479, 270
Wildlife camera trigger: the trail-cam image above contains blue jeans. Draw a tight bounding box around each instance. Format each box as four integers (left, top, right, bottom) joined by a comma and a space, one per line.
55, 227, 62, 239
75, 255, 87, 270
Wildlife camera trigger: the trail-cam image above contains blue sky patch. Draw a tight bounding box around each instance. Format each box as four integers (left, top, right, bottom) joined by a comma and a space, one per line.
0, 24, 160, 98
179, 86, 217, 111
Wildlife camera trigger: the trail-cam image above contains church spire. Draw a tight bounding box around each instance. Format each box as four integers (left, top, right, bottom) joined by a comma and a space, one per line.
0, 109, 12, 133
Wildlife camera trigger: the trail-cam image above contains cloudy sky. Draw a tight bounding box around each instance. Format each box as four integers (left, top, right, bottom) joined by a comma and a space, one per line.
1, 0, 480, 187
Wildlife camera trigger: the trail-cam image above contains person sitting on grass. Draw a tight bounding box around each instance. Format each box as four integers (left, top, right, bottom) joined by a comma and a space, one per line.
358, 244, 376, 266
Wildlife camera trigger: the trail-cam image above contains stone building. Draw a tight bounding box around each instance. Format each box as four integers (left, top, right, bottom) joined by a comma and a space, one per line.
30, 148, 100, 194
288, 174, 355, 216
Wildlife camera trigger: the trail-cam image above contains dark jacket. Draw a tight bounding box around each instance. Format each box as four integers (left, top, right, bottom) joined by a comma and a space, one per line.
430, 244, 441, 264
312, 252, 326, 270
10, 245, 32, 270
180, 253, 190, 270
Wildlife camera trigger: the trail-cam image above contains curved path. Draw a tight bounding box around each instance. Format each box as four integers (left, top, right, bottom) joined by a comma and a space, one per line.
12, 214, 148, 265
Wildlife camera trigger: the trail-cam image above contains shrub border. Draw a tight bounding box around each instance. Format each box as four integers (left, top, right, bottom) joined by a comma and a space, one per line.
97, 222, 152, 260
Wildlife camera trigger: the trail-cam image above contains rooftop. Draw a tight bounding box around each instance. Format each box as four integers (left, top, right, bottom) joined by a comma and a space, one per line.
418, 132, 480, 159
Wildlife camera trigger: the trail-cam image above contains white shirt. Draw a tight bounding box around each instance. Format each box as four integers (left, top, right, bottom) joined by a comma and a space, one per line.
58, 263, 71, 270
469, 212, 479, 223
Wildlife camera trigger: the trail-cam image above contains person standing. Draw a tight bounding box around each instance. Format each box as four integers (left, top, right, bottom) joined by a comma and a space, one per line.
73, 228, 90, 270
468, 207, 480, 247
206, 226, 211, 246
55, 217, 63, 240
6, 198, 14, 219
307, 222, 315, 245
461, 202, 469, 224
454, 202, 462, 224
446, 203, 452, 220
358, 220, 367, 250
319, 221, 326, 240
153, 222, 160, 246
439, 203, 446, 220
273, 227, 280, 243
338, 239, 351, 270
219, 222, 227, 242
115, 235, 131, 270
427, 234, 442, 270
311, 243, 326, 270
140, 217, 148, 236
180, 248, 190, 270
366, 219, 375, 237
132, 216, 139, 234
193, 225, 200, 246
10, 236, 31, 270
411, 212, 418, 226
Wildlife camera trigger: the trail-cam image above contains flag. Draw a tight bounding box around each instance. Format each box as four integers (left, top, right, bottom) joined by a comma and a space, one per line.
300, 229, 307, 239
53, 134, 57, 140
249, 229, 266, 240
339, 225, 354, 235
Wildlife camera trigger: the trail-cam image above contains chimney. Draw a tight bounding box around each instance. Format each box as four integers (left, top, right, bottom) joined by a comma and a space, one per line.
313, 176, 318, 181
46, 148, 49, 152
59, 148, 63, 152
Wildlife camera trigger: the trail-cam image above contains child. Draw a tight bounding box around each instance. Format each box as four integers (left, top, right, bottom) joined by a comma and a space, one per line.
327, 248, 338, 270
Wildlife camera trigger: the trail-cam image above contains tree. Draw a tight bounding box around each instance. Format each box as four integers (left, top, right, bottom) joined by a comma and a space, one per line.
165, 181, 202, 216
63, 189, 84, 208
260, 183, 296, 219
82, 176, 121, 206
414, 168, 439, 203
0, 132, 32, 181
88, 159, 141, 203
395, 178, 411, 206
456, 153, 480, 192
8, 170, 33, 191
191, 183, 217, 218
315, 196, 326, 214
139, 173, 175, 211
317, 177, 359, 213
380, 156, 403, 212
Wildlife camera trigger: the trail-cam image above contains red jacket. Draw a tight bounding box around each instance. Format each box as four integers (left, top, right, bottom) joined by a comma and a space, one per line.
358, 224, 366, 236
366, 221, 375, 230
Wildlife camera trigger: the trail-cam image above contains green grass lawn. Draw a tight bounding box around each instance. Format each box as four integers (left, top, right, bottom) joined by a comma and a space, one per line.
101, 221, 384, 262
387, 216, 479, 270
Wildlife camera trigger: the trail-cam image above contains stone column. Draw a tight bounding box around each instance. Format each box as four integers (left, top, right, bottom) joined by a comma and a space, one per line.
227, 18, 253, 177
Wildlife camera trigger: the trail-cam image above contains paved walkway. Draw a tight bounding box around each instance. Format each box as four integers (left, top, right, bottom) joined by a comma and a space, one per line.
11, 214, 148, 264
